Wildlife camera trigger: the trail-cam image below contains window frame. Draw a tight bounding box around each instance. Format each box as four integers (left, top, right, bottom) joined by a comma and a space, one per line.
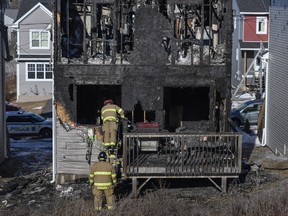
25, 62, 53, 81
29, 29, 50, 49
256, 16, 267, 35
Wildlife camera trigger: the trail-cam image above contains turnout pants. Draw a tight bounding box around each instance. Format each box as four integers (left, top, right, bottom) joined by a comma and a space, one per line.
92, 186, 114, 210
102, 121, 117, 147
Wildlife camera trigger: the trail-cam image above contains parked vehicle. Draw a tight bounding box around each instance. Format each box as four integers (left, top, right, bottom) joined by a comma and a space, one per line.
6, 111, 52, 138
231, 99, 264, 126
6, 101, 21, 111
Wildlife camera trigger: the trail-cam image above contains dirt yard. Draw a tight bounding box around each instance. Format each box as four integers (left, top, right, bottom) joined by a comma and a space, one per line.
1, 135, 288, 216
16, 99, 51, 115
1, 105, 288, 215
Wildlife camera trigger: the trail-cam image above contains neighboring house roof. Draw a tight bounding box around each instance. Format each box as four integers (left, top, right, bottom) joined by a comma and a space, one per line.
12, 1, 52, 28
16, 0, 52, 20
239, 40, 268, 50
4, 9, 18, 20
237, 0, 270, 13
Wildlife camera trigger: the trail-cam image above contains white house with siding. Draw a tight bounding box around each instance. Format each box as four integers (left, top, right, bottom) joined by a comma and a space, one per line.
12, 1, 53, 102
263, 0, 288, 156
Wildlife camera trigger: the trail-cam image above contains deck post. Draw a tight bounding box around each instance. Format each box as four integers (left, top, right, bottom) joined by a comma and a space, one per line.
221, 177, 227, 193
132, 177, 138, 198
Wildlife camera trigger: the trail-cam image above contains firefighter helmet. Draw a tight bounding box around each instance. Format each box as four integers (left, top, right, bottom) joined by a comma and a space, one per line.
104, 99, 113, 105
98, 151, 107, 161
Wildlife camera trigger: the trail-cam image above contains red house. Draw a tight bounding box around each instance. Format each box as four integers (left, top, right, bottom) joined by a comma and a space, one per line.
232, 0, 270, 88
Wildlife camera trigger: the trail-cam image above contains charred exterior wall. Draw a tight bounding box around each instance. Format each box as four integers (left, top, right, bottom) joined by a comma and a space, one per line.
54, 0, 232, 132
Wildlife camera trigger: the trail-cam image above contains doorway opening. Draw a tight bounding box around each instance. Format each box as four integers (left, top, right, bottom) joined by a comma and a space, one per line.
77, 85, 121, 124
164, 87, 210, 131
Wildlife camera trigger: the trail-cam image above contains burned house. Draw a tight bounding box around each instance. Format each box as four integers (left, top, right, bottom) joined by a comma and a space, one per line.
53, 0, 242, 193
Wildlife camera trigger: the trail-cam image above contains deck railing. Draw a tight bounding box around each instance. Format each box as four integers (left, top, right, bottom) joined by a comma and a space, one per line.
123, 132, 242, 177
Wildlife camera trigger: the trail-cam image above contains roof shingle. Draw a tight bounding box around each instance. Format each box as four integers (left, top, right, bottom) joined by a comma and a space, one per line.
16, 0, 52, 20
237, 0, 270, 13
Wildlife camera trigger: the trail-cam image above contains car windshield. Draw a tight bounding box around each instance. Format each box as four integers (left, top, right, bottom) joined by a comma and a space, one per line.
233, 102, 249, 111
31, 113, 46, 122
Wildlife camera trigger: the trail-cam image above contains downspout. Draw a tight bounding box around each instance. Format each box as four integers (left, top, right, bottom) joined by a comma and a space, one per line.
262, 59, 269, 146
51, 2, 56, 183
51, 91, 56, 183
0, 2, 6, 163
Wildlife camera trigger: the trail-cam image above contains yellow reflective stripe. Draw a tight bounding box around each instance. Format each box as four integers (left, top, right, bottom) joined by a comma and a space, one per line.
103, 116, 117, 122
96, 187, 108, 190
89, 174, 94, 177
89, 180, 93, 183
113, 180, 116, 184
111, 174, 116, 178
118, 108, 123, 113
103, 142, 116, 146
102, 109, 117, 114
94, 171, 112, 175
94, 182, 112, 186
107, 206, 113, 209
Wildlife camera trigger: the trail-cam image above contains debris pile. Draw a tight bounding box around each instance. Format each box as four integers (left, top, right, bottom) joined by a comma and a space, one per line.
0, 169, 54, 209
0, 168, 92, 212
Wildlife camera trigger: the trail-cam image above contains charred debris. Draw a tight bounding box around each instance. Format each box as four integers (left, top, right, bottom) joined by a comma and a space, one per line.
54, 0, 232, 132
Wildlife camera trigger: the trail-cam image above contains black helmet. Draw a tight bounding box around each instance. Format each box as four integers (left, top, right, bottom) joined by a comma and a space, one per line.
98, 151, 107, 161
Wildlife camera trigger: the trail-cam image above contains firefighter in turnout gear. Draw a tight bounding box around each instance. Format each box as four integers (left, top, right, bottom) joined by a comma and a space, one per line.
101, 99, 125, 159
89, 151, 117, 210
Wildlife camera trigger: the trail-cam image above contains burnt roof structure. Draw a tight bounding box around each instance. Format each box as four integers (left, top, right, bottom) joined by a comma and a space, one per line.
54, 0, 233, 131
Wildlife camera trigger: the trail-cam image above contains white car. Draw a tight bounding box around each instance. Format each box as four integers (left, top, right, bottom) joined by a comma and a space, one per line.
6, 111, 52, 138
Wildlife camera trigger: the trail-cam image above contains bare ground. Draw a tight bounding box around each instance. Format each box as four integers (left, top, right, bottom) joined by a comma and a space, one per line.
16, 100, 51, 115
1, 101, 288, 215
1, 138, 288, 216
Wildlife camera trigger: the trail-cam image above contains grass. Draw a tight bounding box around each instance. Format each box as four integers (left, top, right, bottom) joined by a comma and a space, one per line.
2, 180, 288, 216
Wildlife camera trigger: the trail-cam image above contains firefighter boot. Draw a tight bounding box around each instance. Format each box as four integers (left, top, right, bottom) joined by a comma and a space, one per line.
108, 147, 116, 163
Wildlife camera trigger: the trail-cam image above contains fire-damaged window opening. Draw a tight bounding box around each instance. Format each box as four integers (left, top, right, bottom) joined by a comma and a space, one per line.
126, 101, 156, 124
76, 85, 121, 125
57, 0, 227, 65
164, 87, 210, 132
173, 2, 226, 65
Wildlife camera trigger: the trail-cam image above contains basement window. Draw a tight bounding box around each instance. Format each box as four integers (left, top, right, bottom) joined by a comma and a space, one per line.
77, 85, 121, 124
164, 87, 210, 131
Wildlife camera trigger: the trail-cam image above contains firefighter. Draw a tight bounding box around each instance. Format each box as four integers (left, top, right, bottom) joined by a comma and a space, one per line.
101, 99, 125, 159
89, 151, 117, 210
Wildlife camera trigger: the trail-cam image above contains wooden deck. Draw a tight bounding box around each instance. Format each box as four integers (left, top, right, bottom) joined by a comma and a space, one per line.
123, 132, 242, 195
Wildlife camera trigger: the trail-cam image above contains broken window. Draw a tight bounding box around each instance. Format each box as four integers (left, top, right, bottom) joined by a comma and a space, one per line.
173, 1, 227, 65
125, 101, 156, 124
